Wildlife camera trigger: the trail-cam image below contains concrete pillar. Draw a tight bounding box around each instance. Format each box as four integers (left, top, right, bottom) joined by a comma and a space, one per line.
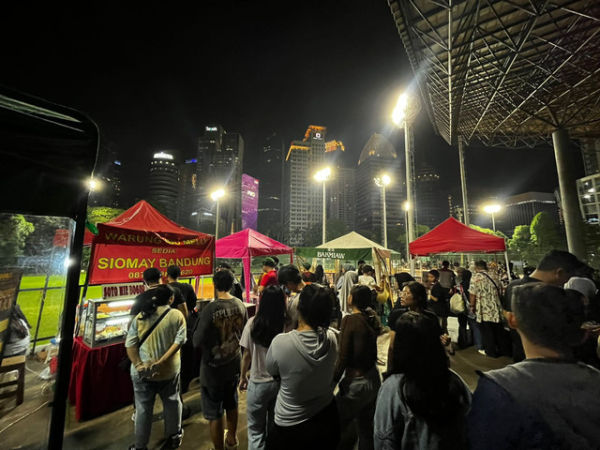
458, 138, 470, 225
552, 128, 586, 259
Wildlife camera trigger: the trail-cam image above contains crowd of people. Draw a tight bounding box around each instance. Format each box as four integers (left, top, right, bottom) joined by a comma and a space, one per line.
124, 250, 600, 450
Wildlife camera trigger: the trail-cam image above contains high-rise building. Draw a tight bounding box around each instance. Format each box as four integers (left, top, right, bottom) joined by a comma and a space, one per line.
355, 133, 403, 245
257, 132, 284, 240
324, 140, 356, 231
581, 138, 600, 177
90, 139, 122, 208
416, 165, 444, 229
283, 125, 326, 246
178, 157, 200, 228
500, 192, 560, 234
194, 124, 244, 235
147, 151, 179, 219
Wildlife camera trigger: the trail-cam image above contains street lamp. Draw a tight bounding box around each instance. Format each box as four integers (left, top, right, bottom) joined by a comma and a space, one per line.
210, 188, 226, 239
314, 167, 332, 245
87, 177, 100, 192
403, 201, 411, 267
392, 90, 420, 275
482, 203, 501, 232
374, 174, 392, 248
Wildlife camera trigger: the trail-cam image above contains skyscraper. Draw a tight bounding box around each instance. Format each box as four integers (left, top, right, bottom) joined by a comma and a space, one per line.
257, 132, 284, 239
324, 140, 356, 231
416, 165, 444, 229
581, 138, 600, 177
194, 124, 244, 234
283, 125, 326, 246
356, 133, 403, 245
178, 157, 200, 228
147, 151, 179, 219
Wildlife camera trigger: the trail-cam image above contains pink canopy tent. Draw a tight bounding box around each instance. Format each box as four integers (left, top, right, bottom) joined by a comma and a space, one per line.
215, 229, 293, 303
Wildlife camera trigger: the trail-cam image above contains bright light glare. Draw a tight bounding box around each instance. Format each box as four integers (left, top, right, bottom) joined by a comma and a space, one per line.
63, 257, 73, 269
392, 93, 409, 127
191, 212, 198, 216
403, 201, 411, 211
381, 174, 391, 186
483, 204, 502, 214
88, 178, 99, 191
210, 188, 225, 201
153, 152, 174, 160
314, 167, 332, 182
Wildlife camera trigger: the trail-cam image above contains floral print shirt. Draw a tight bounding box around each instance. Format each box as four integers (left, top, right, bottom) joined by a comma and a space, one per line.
470, 271, 502, 323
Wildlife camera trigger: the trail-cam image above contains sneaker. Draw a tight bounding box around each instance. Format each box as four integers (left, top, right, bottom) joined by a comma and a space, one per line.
166, 429, 184, 449
131, 410, 136, 422
477, 349, 486, 356
224, 430, 239, 450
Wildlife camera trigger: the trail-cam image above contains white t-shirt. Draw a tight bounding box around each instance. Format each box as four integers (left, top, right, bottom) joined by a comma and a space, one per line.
359, 275, 377, 289
240, 316, 275, 383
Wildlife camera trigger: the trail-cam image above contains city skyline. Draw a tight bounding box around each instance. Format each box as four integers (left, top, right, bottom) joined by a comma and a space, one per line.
2, 2, 586, 213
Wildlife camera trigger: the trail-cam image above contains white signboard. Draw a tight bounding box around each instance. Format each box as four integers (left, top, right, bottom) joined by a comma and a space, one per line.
102, 282, 145, 300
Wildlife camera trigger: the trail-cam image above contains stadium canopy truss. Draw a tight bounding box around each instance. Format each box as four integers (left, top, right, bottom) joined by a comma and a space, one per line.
388, 0, 600, 148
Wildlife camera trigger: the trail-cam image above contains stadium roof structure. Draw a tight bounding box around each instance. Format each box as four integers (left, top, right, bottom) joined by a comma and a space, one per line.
388, 0, 600, 148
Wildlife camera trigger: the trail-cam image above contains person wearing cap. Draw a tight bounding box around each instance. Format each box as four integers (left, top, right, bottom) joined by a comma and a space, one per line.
258, 258, 278, 295
503, 250, 585, 362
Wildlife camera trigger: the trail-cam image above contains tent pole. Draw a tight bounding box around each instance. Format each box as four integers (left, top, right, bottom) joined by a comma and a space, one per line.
504, 251, 511, 277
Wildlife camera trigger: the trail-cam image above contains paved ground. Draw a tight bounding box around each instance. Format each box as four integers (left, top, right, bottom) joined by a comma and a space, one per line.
0, 334, 511, 449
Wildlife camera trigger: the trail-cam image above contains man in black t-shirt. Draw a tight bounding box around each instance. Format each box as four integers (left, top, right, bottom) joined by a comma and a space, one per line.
167, 265, 197, 318
167, 265, 198, 397
131, 268, 163, 316
503, 250, 585, 362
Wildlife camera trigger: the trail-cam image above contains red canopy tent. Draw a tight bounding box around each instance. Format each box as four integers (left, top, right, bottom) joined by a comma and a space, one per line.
216, 229, 293, 303
88, 200, 214, 284
409, 217, 506, 256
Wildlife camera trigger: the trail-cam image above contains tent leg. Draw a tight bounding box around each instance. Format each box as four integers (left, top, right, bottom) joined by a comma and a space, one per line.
504, 252, 511, 276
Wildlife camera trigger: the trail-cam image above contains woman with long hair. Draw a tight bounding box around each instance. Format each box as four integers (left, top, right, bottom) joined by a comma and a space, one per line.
387, 282, 443, 374
374, 312, 471, 449
265, 284, 340, 450
335, 285, 382, 450
239, 285, 286, 450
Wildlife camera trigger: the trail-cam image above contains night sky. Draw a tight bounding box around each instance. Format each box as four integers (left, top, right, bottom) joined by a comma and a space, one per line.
2, 1, 580, 219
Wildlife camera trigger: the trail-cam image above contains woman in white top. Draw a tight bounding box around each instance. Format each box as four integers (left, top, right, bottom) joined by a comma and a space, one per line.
240, 286, 286, 450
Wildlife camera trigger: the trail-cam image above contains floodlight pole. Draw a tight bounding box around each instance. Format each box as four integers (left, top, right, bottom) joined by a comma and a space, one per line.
458, 138, 470, 225
382, 184, 388, 248
322, 181, 327, 245
405, 122, 416, 275
215, 201, 220, 240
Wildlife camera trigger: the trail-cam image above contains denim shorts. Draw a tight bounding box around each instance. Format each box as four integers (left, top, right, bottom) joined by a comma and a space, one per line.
201, 374, 240, 421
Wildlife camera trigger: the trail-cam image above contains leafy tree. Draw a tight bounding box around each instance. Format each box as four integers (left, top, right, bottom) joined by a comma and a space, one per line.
23, 216, 68, 256
87, 206, 124, 225
508, 225, 532, 263
0, 214, 35, 259
530, 212, 565, 250
469, 224, 508, 239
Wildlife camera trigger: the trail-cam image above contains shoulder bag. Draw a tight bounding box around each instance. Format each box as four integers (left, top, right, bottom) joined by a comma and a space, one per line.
118, 307, 172, 372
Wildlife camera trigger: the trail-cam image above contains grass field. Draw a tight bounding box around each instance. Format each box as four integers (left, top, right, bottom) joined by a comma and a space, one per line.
16, 274, 217, 346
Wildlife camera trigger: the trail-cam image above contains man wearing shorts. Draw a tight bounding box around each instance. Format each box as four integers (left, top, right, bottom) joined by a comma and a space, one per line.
193, 270, 247, 450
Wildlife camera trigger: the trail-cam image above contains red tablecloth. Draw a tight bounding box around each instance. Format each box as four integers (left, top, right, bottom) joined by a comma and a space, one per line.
69, 337, 133, 421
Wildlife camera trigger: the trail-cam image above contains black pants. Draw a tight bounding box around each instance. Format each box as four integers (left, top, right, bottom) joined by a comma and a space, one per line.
479, 321, 511, 357
266, 399, 340, 450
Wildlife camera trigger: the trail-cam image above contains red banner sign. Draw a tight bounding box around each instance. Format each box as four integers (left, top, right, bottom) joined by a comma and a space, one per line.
90, 244, 213, 284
